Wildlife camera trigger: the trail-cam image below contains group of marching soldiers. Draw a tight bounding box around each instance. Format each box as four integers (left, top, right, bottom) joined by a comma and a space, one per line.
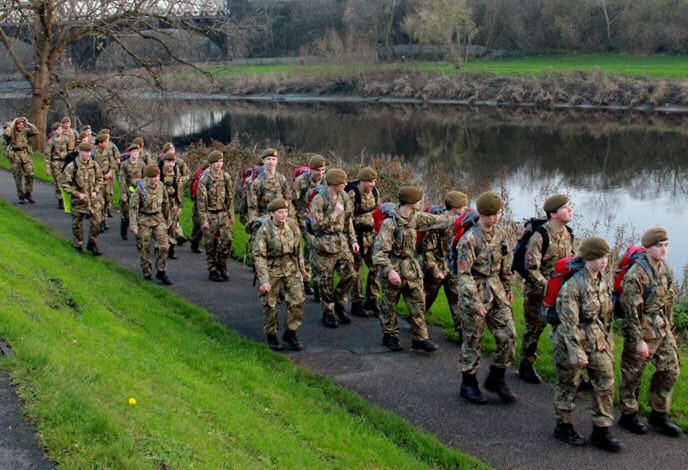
3, 117, 683, 451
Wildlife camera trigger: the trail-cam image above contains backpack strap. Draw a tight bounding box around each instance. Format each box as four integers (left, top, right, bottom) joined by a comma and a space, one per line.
635, 256, 658, 304
534, 224, 550, 260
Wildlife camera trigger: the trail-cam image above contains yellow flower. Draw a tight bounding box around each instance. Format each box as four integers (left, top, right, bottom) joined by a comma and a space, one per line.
128, 397, 137, 405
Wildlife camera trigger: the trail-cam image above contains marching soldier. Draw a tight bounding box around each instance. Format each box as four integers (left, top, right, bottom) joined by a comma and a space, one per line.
197, 151, 234, 282
4, 117, 39, 203
132, 137, 155, 165
44, 122, 70, 209
61, 117, 78, 152
118, 143, 147, 240
618, 228, 681, 437
159, 152, 184, 260
61, 141, 103, 255
190, 159, 210, 253
457, 192, 517, 404
93, 133, 118, 231
161, 142, 189, 245
373, 186, 455, 352
247, 148, 293, 226
420, 191, 469, 332
309, 169, 359, 328
519, 195, 574, 383
348, 167, 381, 317
552, 237, 620, 452
292, 153, 327, 297
252, 198, 307, 351
129, 164, 172, 285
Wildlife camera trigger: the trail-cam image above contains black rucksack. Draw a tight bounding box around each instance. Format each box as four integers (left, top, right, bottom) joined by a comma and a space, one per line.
512, 217, 574, 279
344, 179, 380, 215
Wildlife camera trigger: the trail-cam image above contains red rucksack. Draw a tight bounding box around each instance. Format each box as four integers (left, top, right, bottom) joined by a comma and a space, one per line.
189, 167, 205, 201
234, 165, 263, 222
372, 202, 397, 234
612, 247, 666, 319
540, 256, 586, 325
447, 209, 479, 274
294, 166, 310, 180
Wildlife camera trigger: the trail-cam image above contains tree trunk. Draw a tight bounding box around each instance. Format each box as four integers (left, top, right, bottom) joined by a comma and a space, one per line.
29, 62, 50, 150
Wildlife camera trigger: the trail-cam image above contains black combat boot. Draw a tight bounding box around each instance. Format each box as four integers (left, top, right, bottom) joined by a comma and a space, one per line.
99, 221, 106, 233
86, 241, 102, 256
156, 271, 172, 286
168, 245, 178, 259
334, 303, 351, 324
412, 339, 439, 352
107, 208, 114, 218
579, 378, 593, 391
649, 411, 682, 437
364, 299, 379, 317
18, 195, 25, 204
208, 270, 222, 282
590, 425, 622, 452
144, 274, 152, 281
267, 334, 283, 351
176, 236, 187, 246
321, 314, 338, 329
619, 413, 648, 435
219, 267, 229, 282
382, 334, 402, 351
58, 199, 64, 210
74, 246, 83, 254
460, 373, 487, 405
484, 365, 517, 402
190, 241, 202, 253
519, 359, 542, 384
303, 280, 313, 296
120, 221, 128, 240
282, 329, 303, 351
313, 284, 320, 302
554, 423, 586, 446
25, 192, 34, 203
350, 301, 368, 317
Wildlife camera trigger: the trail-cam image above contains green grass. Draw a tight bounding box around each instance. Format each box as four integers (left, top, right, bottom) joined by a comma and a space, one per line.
0, 198, 487, 468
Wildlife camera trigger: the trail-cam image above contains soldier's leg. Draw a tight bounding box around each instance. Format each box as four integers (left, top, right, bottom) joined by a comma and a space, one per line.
423, 271, 442, 313
521, 284, 546, 364
485, 304, 517, 369
404, 281, 430, 341
619, 340, 651, 414
50, 162, 63, 200
284, 275, 305, 332
363, 243, 380, 303
314, 254, 336, 316
120, 199, 130, 236
648, 334, 680, 413
459, 308, 486, 375
351, 250, 365, 303
216, 214, 233, 270
378, 277, 402, 338
88, 212, 100, 246
553, 345, 583, 424
445, 276, 462, 332
72, 212, 84, 248
139, 225, 153, 276
190, 204, 203, 246
153, 224, 169, 274
10, 157, 24, 198
333, 255, 355, 307
587, 349, 615, 428
304, 232, 316, 283
203, 216, 218, 273
21, 155, 34, 195
259, 276, 281, 335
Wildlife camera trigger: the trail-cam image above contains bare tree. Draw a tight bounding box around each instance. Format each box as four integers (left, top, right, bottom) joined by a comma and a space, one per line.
599, 0, 632, 49
403, 0, 477, 69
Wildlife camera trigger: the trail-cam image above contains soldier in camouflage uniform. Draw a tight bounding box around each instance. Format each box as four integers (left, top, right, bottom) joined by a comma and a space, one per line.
197, 151, 234, 282
190, 159, 210, 253
61, 117, 78, 152
44, 122, 70, 209
552, 237, 621, 452
159, 152, 184, 259
252, 197, 308, 351
420, 191, 469, 332
373, 186, 456, 352
4, 117, 39, 203
457, 192, 517, 404
162, 142, 190, 245
310, 169, 359, 328
291, 153, 327, 297
81, 125, 96, 146
519, 194, 575, 384
129, 164, 172, 285
61, 142, 103, 255
348, 167, 382, 317
247, 148, 294, 226
93, 134, 118, 232
118, 143, 147, 241
132, 137, 155, 166
618, 227, 681, 438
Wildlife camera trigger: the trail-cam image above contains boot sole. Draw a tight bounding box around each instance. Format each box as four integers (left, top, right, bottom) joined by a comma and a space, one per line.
591, 441, 621, 452
484, 384, 517, 402
554, 434, 586, 446
460, 390, 488, 405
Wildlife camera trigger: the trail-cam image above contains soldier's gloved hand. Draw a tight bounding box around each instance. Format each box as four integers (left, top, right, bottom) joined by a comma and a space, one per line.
636, 341, 650, 360
259, 282, 271, 293
388, 269, 402, 286
131, 228, 138, 237
352, 242, 360, 254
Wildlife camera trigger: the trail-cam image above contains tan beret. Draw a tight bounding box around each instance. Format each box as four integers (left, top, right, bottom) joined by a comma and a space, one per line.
641, 227, 668, 248
326, 168, 347, 186
398, 186, 423, 205
78, 141, 93, 152
145, 165, 160, 178
61, 116, 71, 123
162, 153, 175, 161
207, 150, 223, 163
267, 198, 289, 212
308, 154, 326, 169
162, 142, 174, 152
476, 191, 503, 216
83, 124, 91, 130
357, 167, 378, 182
579, 237, 610, 261
51, 122, 61, 131
127, 143, 140, 151
544, 194, 569, 214
445, 191, 468, 209
96, 134, 108, 144
261, 148, 279, 159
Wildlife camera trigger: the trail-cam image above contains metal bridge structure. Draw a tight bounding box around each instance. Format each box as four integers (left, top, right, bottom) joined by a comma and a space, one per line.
0, 1, 232, 71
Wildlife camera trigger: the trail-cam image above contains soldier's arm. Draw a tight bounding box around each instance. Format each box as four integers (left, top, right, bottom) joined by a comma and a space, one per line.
251, 228, 270, 287
281, 176, 296, 219
61, 164, 79, 197
292, 223, 306, 273
129, 190, 140, 233
345, 195, 357, 245
421, 231, 441, 277
556, 279, 586, 364
180, 159, 190, 184
524, 231, 547, 288
26, 123, 39, 136
162, 189, 170, 221
372, 219, 394, 277
117, 164, 127, 194
246, 178, 259, 222
499, 237, 513, 298
197, 177, 209, 225
456, 233, 482, 314
94, 165, 104, 193
309, 195, 333, 233
224, 173, 234, 219
620, 266, 647, 347
414, 211, 455, 232
43, 139, 53, 168
291, 177, 304, 208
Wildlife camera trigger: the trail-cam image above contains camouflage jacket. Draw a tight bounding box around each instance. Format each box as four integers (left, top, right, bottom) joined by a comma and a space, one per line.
373, 208, 455, 282
456, 224, 513, 313
61, 157, 103, 214
129, 181, 170, 231
309, 189, 356, 255
118, 158, 146, 200
292, 172, 325, 224
251, 218, 305, 287
620, 254, 676, 345
421, 223, 454, 278
247, 170, 292, 221
93, 146, 118, 182
161, 162, 184, 205
4, 122, 38, 153
176, 157, 190, 185
347, 183, 379, 248
524, 221, 574, 289
197, 170, 233, 225
44, 133, 69, 165
555, 267, 614, 364
64, 128, 78, 151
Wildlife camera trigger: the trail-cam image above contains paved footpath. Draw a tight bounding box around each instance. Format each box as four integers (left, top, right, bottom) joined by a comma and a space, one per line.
1, 171, 687, 469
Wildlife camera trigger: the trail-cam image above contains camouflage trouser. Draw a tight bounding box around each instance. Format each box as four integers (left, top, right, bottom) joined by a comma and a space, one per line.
11, 151, 33, 198
190, 203, 203, 247
378, 276, 429, 341
120, 198, 130, 226
203, 211, 233, 272
297, 219, 315, 282
423, 271, 461, 331
312, 251, 355, 316
554, 340, 615, 427
352, 237, 379, 304
101, 178, 114, 219
521, 282, 547, 364
459, 301, 516, 374
168, 199, 182, 246
49, 161, 64, 200
72, 210, 100, 248
259, 273, 305, 335
620, 331, 680, 414
139, 223, 169, 276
